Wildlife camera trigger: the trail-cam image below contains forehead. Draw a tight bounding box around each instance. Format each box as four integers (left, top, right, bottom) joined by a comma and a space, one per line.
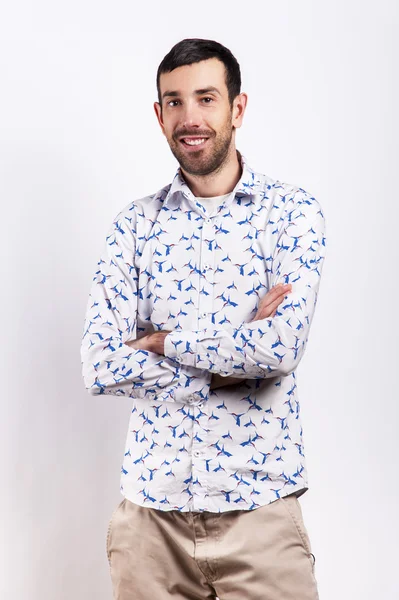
159, 57, 227, 96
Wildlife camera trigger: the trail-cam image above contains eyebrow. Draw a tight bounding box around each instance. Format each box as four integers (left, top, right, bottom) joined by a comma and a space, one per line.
162, 86, 222, 100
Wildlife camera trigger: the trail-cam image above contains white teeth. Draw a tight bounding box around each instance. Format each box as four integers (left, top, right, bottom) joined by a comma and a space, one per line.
184, 138, 206, 145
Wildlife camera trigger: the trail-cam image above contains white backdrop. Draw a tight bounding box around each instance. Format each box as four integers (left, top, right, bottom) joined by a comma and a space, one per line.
1, 1, 398, 598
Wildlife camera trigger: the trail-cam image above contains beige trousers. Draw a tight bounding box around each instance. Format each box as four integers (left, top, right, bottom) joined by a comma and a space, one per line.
106, 492, 319, 599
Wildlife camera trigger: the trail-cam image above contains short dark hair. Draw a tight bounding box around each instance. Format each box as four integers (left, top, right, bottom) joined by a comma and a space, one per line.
156, 38, 241, 109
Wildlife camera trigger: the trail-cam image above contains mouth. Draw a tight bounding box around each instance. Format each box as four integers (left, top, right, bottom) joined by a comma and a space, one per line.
179, 136, 210, 150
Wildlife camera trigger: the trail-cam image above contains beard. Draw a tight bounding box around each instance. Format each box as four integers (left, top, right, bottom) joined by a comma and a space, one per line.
167, 115, 234, 177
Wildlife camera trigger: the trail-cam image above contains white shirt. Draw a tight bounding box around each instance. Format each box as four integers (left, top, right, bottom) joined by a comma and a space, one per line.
80, 150, 327, 513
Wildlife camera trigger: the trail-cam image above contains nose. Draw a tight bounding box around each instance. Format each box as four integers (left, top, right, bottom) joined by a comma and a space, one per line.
180, 99, 203, 129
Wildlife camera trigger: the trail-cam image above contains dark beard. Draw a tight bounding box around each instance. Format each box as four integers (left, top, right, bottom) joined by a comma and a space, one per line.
169, 125, 234, 177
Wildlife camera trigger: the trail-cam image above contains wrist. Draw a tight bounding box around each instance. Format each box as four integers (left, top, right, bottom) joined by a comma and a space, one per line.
148, 331, 170, 355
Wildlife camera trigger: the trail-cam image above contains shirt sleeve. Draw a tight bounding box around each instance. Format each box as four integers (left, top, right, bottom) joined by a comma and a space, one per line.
80, 211, 208, 402
163, 191, 327, 379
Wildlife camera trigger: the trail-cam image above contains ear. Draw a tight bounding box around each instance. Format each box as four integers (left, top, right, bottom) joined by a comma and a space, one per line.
154, 102, 166, 135
232, 92, 248, 129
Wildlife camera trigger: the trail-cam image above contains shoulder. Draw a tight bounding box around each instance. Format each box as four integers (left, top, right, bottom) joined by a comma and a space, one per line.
257, 167, 325, 225
109, 183, 171, 230
249, 163, 326, 238
279, 183, 325, 223
273, 184, 326, 244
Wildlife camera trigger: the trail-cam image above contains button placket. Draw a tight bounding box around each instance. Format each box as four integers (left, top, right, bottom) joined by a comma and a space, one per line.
191, 398, 209, 510
198, 218, 216, 327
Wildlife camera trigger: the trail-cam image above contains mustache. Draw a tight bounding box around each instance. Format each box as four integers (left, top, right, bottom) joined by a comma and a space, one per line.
175, 131, 213, 139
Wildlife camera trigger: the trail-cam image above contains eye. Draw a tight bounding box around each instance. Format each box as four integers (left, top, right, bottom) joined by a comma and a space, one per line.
167, 100, 180, 107
201, 97, 213, 103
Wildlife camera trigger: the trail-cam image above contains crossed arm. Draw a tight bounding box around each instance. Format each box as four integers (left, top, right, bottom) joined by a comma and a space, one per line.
126, 283, 292, 390
81, 192, 325, 398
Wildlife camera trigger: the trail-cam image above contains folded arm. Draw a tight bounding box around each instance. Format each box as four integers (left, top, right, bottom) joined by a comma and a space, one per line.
80, 213, 206, 401
163, 191, 327, 379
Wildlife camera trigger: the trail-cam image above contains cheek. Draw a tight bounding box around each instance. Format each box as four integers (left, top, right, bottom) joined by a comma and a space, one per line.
164, 127, 176, 142
159, 114, 176, 137
168, 123, 181, 141
215, 111, 233, 131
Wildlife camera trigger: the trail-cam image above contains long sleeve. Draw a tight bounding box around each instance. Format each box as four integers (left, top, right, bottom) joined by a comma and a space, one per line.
164, 191, 327, 379
80, 211, 207, 401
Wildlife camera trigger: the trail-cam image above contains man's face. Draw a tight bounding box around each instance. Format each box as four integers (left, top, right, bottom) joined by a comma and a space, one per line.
154, 58, 240, 177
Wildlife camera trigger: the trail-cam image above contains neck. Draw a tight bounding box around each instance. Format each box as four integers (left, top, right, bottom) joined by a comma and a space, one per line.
180, 146, 242, 198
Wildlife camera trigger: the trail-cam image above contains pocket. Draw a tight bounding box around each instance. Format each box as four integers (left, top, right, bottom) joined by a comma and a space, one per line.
280, 494, 316, 573
106, 498, 125, 566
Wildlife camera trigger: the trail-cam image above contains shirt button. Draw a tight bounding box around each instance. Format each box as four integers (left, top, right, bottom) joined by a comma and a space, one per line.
193, 450, 202, 458
200, 312, 207, 318
187, 395, 195, 403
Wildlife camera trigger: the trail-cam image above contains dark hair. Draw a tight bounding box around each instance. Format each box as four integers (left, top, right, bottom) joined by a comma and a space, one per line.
156, 38, 241, 109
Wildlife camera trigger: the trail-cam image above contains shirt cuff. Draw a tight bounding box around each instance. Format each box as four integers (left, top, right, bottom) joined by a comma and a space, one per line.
164, 330, 198, 368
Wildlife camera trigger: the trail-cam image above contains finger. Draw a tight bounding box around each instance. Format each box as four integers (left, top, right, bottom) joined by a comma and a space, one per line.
271, 283, 291, 294
257, 294, 288, 320
252, 292, 285, 321
258, 288, 291, 313
260, 284, 291, 307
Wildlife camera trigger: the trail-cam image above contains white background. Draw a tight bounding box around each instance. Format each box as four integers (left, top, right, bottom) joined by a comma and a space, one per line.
1, 1, 398, 598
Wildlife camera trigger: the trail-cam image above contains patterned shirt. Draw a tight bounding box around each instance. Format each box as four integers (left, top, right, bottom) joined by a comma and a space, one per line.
80, 150, 327, 513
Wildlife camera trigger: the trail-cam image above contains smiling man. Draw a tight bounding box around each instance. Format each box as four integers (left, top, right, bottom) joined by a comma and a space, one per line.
155, 57, 242, 192
81, 38, 326, 600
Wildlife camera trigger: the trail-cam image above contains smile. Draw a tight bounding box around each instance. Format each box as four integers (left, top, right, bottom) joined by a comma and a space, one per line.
180, 137, 209, 149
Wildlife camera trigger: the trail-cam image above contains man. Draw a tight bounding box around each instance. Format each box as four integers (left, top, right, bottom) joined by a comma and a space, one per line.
81, 38, 326, 600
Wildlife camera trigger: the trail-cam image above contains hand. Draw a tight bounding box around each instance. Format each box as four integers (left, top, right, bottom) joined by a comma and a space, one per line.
210, 282, 292, 390
251, 282, 292, 322
126, 330, 171, 354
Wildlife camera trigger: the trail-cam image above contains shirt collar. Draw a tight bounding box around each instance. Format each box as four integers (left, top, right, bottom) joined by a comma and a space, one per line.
163, 150, 264, 207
